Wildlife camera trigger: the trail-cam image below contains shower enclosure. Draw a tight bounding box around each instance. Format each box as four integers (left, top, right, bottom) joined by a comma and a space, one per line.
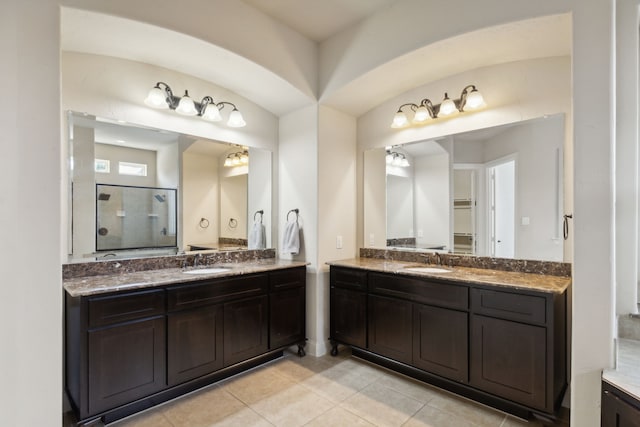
96, 184, 177, 251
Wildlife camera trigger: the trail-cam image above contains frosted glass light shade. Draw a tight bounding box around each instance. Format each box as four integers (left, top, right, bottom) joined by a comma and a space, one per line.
413, 106, 430, 122
465, 89, 484, 109
175, 91, 198, 116
391, 111, 409, 128
227, 108, 246, 127
201, 104, 222, 121
144, 87, 169, 109
400, 157, 410, 167
438, 94, 457, 116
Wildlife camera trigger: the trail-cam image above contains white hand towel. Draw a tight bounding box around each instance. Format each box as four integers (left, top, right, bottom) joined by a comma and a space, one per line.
282, 220, 300, 255
248, 221, 266, 249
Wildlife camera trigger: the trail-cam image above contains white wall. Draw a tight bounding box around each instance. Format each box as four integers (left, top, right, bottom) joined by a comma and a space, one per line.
414, 153, 450, 248
0, 0, 62, 424
363, 148, 387, 248
220, 174, 248, 240
386, 175, 414, 240
248, 148, 273, 248
94, 144, 157, 187
181, 151, 219, 247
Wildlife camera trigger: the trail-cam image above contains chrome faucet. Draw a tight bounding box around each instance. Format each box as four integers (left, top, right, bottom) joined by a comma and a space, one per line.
194, 253, 203, 268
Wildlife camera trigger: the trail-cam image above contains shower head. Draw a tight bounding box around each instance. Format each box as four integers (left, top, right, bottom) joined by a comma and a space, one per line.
98, 193, 111, 201
154, 194, 166, 202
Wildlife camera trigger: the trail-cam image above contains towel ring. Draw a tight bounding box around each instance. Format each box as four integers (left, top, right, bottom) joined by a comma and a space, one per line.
563, 214, 573, 240
228, 218, 238, 228
287, 208, 299, 222
199, 218, 210, 228
254, 210, 264, 223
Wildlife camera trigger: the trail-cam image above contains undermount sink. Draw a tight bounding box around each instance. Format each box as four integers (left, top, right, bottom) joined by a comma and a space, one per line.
183, 267, 231, 275
403, 267, 452, 274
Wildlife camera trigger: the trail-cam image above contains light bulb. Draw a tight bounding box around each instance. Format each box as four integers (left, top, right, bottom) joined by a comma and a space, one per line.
386, 153, 394, 164
224, 156, 233, 167
227, 108, 246, 127
201, 103, 222, 121
464, 89, 484, 110
144, 86, 169, 109
240, 152, 249, 164
391, 110, 409, 128
175, 91, 198, 116
438, 93, 457, 116
413, 106, 430, 122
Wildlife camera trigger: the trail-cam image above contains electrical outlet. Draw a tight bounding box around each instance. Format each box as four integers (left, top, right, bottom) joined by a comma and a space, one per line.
369, 233, 375, 245
336, 235, 343, 249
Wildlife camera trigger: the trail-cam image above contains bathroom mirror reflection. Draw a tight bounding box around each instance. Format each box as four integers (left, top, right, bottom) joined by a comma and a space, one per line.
67, 111, 272, 261
364, 114, 565, 262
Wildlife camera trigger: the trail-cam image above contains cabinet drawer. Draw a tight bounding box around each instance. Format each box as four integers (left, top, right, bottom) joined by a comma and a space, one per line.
269, 267, 305, 291
331, 267, 367, 291
471, 288, 546, 324
168, 274, 268, 311
88, 290, 165, 328
369, 273, 468, 310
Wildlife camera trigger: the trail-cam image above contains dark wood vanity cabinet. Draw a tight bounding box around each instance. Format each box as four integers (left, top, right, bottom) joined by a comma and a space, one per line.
269, 268, 306, 351
602, 381, 640, 427
66, 266, 306, 425
330, 267, 367, 350
329, 266, 567, 420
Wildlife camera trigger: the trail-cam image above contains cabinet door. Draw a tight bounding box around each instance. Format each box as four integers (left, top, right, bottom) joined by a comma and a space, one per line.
270, 287, 305, 349
413, 304, 468, 382
224, 295, 269, 366
330, 286, 367, 348
470, 315, 546, 410
368, 295, 412, 364
167, 304, 223, 386
88, 316, 166, 415
602, 385, 640, 427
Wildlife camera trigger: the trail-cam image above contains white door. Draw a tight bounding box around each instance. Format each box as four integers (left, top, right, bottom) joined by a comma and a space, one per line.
489, 159, 515, 258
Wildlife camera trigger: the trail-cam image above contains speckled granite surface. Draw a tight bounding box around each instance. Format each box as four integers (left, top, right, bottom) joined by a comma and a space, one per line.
360, 248, 571, 277
327, 258, 571, 294
603, 338, 640, 401
64, 258, 308, 297
63, 249, 276, 280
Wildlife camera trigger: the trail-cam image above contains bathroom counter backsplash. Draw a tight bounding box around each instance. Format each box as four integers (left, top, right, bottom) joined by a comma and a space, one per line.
328, 256, 570, 294
64, 257, 307, 298
359, 248, 571, 277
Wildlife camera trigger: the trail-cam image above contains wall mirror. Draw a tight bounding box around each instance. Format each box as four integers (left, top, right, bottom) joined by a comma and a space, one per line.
67, 111, 272, 261
364, 114, 565, 262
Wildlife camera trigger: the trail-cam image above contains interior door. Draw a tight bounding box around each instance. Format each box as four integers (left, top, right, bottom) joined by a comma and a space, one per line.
489, 159, 515, 258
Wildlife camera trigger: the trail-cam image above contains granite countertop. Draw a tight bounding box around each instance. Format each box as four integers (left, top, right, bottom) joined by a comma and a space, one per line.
327, 258, 571, 294
64, 259, 308, 297
603, 339, 640, 401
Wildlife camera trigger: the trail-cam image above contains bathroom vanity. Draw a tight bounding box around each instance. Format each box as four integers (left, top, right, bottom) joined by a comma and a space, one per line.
64, 258, 306, 425
327, 256, 570, 422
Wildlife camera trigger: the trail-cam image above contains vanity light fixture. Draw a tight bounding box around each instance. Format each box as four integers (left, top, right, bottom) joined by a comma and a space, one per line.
145, 82, 246, 128
391, 85, 484, 129
223, 149, 249, 167
385, 150, 410, 167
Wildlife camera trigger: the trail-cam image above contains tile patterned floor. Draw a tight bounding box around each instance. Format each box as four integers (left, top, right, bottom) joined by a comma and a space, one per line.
82, 349, 569, 427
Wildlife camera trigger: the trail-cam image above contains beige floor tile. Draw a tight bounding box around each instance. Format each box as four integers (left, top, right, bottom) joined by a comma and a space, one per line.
161, 386, 246, 427
250, 383, 334, 427
374, 372, 440, 404
340, 381, 424, 427
299, 364, 373, 403
270, 354, 337, 382
220, 365, 298, 405
426, 394, 506, 427
403, 404, 480, 427
331, 357, 388, 381
109, 409, 173, 427
501, 415, 544, 426
304, 406, 375, 427
208, 406, 274, 426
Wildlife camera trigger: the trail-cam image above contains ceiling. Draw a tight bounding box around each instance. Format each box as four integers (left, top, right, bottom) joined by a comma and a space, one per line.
240, 0, 398, 42
61, 3, 570, 118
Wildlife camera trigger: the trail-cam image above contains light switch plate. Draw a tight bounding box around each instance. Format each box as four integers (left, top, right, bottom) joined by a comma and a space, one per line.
336, 235, 343, 249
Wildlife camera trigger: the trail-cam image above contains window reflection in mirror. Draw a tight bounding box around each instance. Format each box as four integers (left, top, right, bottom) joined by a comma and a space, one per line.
67, 111, 271, 261
365, 114, 565, 262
